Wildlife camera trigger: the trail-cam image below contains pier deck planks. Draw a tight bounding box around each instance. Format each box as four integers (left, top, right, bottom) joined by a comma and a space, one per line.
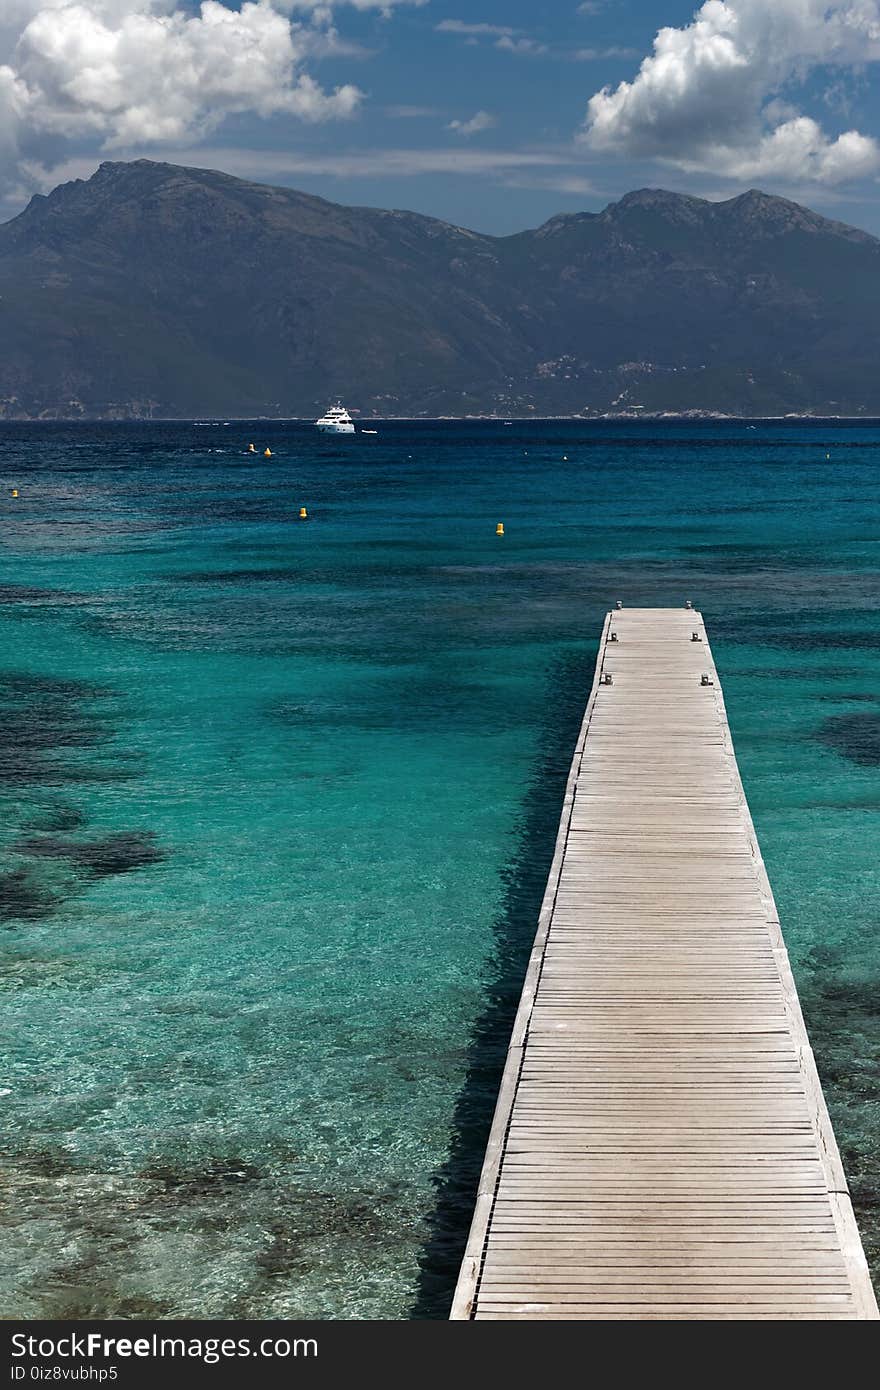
451, 608, 878, 1321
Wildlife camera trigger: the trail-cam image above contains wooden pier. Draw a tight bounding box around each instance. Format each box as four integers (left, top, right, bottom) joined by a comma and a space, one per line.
451, 607, 878, 1320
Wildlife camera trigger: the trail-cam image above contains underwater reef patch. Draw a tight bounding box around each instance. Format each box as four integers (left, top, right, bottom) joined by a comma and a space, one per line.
31, 1287, 175, 1321
0, 671, 117, 786
0, 584, 69, 604
800, 970, 880, 1287
4, 1140, 411, 1318
0, 868, 57, 924
771, 631, 880, 653
68, 832, 166, 878
816, 693, 880, 704
15, 831, 166, 878
1, 1145, 82, 1179
139, 1159, 264, 1200
0, 672, 108, 701
22, 804, 87, 834
817, 712, 880, 768
175, 567, 302, 585
0, 955, 89, 990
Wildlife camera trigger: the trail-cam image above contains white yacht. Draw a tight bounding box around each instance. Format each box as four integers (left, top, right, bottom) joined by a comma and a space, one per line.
315, 402, 355, 434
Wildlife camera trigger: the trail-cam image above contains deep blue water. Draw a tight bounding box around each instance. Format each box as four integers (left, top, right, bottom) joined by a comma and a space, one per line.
1, 418, 878, 1317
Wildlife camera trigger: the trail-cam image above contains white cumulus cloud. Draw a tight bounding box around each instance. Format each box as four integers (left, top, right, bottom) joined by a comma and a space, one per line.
280, 0, 425, 21
0, 0, 374, 198
434, 21, 517, 37
581, 0, 880, 184
495, 35, 548, 56
286, 1, 425, 7
447, 110, 496, 137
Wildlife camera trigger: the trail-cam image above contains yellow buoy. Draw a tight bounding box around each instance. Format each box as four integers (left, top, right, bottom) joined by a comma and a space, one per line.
247, 443, 256, 453
264, 447, 272, 457
496, 522, 505, 536
299, 507, 308, 519
11, 489, 18, 497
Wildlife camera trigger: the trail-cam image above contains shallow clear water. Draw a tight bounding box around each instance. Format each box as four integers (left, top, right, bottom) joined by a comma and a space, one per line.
1, 419, 878, 1317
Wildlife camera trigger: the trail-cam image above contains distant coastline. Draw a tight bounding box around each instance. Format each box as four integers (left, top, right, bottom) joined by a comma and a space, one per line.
5, 162, 880, 426
4, 412, 880, 425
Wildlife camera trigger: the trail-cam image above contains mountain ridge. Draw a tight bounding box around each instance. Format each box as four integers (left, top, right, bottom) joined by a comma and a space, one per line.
2, 159, 880, 418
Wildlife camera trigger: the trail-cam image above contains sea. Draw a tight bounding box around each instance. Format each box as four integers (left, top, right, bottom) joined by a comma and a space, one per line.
1, 418, 878, 1318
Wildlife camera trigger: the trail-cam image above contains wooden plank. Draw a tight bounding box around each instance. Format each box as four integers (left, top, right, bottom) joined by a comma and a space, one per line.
450, 607, 878, 1322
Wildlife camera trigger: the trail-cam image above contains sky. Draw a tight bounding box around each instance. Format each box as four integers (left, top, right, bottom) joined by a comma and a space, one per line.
3, 0, 880, 234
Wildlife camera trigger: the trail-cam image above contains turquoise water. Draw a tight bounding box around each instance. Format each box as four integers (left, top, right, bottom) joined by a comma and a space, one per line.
1, 419, 879, 1318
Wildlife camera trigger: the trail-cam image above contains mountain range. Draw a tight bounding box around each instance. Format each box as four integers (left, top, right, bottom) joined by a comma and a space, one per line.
2, 159, 880, 419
